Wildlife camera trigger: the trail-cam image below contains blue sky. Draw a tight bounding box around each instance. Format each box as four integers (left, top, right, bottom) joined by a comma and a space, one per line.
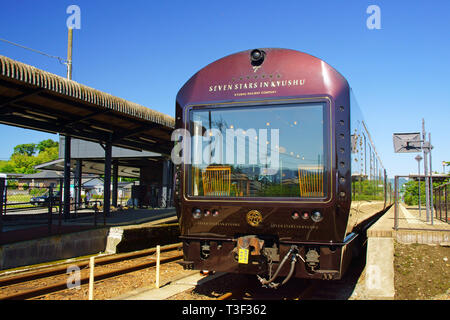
0, 0, 449, 177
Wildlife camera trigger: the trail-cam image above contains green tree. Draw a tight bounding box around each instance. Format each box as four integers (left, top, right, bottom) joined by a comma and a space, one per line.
36, 146, 59, 163
9, 153, 39, 174
0, 161, 15, 173
36, 139, 59, 153
402, 178, 449, 205
402, 180, 425, 206
0, 139, 59, 174
13, 143, 36, 156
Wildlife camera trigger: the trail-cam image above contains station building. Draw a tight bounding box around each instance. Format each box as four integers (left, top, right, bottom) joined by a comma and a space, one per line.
0, 54, 175, 217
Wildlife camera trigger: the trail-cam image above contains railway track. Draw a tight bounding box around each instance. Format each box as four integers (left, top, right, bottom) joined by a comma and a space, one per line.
215, 278, 318, 300
208, 242, 369, 300
173, 242, 369, 301
0, 243, 183, 300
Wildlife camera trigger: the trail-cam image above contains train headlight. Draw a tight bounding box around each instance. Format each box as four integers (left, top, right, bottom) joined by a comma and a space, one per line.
212, 209, 220, 217
250, 49, 265, 65
192, 208, 202, 219
311, 211, 323, 223
204, 209, 211, 217
291, 211, 300, 220
301, 212, 310, 220
251, 49, 262, 60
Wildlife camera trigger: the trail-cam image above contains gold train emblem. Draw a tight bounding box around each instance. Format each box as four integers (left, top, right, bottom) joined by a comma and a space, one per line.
246, 210, 263, 227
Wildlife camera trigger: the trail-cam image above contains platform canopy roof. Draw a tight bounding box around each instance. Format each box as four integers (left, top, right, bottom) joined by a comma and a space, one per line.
35, 158, 147, 178
0, 55, 174, 155
408, 174, 449, 183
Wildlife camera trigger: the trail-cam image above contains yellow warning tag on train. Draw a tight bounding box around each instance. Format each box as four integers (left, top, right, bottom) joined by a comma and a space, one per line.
238, 248, 249, 264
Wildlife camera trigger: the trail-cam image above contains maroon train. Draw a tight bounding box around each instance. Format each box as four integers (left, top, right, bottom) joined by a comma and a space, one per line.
173, 48, 391, 285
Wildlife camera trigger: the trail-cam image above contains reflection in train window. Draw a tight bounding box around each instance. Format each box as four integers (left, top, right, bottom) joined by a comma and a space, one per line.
187, 102, 328, 198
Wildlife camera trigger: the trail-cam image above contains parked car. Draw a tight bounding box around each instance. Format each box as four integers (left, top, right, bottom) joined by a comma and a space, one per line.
30, 191, 61, 206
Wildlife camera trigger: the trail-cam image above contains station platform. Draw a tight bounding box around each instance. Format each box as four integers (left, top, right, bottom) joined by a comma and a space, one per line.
368, 203, 450, 243
116, 272, 226, 300
0, 207, 177, 245
365, 203, 450, 300
0, 208, 178, 271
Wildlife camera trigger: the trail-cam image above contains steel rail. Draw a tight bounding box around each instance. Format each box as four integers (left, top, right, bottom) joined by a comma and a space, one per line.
0, 243, 182, 290
216, 292, 233, 300
215, 279, 316, 300
1, 251, 183, 300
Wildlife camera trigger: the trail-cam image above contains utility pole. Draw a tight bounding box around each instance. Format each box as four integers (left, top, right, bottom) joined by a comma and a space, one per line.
422, 119, 430, 222
63, 27, 73, 219
67, 28, 73, 80
429, 133, 434, 225
415, 154, 423, 217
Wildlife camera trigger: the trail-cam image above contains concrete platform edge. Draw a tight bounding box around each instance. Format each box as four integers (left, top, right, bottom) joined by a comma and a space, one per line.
114, 272, 227, 300
364, 203, 450, 300
0, 228, 109, 270
365, 206, 395, 300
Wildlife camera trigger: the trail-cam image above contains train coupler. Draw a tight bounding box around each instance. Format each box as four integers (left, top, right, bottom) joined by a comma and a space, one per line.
257, 245, 299, 289
234, 235, 266, 264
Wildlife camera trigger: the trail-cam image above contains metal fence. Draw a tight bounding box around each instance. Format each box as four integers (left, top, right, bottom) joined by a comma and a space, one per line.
1, 178, 62, 214
434, 182, 449, 223
393, 175, 449, 230
0, 177, 103, 232
0, 177, 174, 234
0, 178, 129, 214
1, 177, 61, 233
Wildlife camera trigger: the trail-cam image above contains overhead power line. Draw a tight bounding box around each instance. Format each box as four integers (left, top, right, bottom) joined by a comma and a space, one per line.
0, 37, 67, 65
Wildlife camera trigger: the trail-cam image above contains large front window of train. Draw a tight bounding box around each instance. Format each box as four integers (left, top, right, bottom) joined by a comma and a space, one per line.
187, 102, 329, 199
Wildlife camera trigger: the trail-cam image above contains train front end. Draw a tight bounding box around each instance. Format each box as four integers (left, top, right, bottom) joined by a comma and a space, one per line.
174, 48, 352, 281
